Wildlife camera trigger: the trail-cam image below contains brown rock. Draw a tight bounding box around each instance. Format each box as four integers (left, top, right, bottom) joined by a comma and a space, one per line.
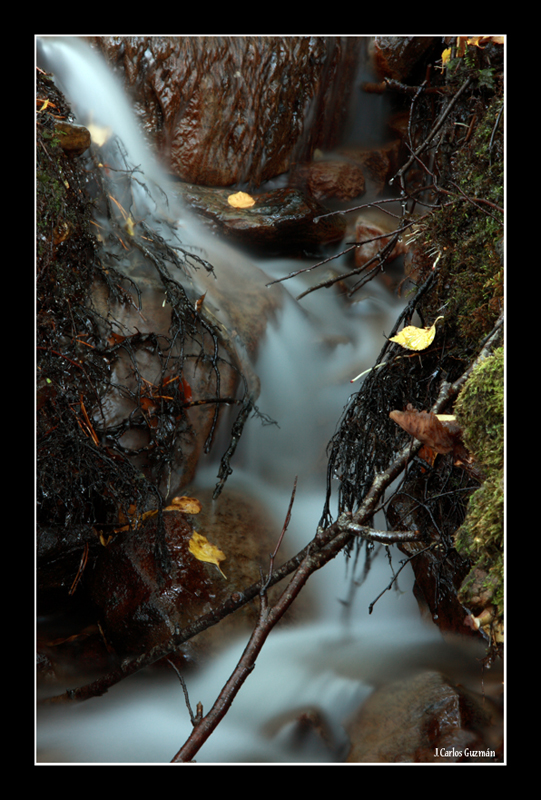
386, 485, 480, 639
91, 36, 361, 187
292, 159, 366, 202
90, 486, 309, 662
370, 36, 435, 82
353, 217, 407, 268
338, 141, 402, 195
89, 283, 240, 498
54, 120, 91, 156
346, 671, 503, 763
176, 184, 347, 252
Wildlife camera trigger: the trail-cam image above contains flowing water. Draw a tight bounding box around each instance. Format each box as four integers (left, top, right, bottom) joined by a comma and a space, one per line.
36, 37, 486, 764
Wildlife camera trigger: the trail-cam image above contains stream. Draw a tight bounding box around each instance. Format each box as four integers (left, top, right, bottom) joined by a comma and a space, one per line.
36, 36, 489, 764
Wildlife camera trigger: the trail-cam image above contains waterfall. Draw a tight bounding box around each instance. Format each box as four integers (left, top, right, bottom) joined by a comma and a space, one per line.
36, 36, 491, 764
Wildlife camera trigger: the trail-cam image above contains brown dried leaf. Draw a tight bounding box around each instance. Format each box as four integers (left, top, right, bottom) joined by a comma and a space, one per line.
389, 404, 461, 454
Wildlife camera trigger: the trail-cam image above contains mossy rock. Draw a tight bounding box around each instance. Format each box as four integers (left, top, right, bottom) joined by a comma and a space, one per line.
453, 347, 504, 644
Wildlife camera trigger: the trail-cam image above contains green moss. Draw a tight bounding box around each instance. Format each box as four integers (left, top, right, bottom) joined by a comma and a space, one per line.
382, 44, 505, 649
453, 347, 504, 638
419, 93, 504, 356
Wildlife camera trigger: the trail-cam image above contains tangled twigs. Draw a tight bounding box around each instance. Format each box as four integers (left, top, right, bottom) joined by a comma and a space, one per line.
393, 76, 473, 187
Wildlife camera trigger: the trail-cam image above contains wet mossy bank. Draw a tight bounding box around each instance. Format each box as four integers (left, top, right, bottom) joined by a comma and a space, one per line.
325, 40, 504, 656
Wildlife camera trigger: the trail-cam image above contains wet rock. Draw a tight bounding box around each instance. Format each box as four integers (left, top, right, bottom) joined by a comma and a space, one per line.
175, 183, 347, 253
37, 618, 117, 686
53, 120, 91, 156
387, 110, 410, 140
345, 671, 503, 762
88, 230, 284, 497
353, 216, 408, 269
89, 282, 240, 498
291, 159, 366, 202
90, 36, 361, 187
337, 140, 402, 195
89, 487, 305, 661
37, 525, 100, 593
370, 36, 436, 82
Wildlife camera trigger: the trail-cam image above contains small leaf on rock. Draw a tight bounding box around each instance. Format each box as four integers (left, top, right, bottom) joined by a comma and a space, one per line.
189, 532, 227, 578
166, 496, 202, 514
227, 191, 256, 209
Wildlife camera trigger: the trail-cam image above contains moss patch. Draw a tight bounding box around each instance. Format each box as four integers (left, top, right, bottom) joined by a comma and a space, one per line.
454, 347, 504, 642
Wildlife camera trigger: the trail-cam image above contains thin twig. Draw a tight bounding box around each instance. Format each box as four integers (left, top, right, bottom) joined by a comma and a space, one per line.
368, 544, 434, 613
394, 76, 473, 182
265, 245, 358, 287
263, 476, 297, 591
166, 659, 198, 727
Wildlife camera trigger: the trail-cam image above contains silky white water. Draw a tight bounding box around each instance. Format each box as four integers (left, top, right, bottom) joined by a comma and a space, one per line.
36, 36, 473, 764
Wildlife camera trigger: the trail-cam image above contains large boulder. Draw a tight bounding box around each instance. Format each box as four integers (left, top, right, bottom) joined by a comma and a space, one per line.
90, 36, 361, 187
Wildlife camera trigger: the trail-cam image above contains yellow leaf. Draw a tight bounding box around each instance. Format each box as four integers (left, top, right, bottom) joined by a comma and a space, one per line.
189, 532, 227, 578
389, 316, 444, 351
166, 496, 202, 514
115, 496, 202, 533
227, 191, 256, 209
441, 47, 452, 68
125, 215, 136, 237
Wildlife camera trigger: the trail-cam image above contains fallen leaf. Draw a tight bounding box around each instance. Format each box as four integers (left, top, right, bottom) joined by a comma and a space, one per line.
125, 215, 136, 237
441, 47, 452, 69
166, 496, 202, 514
389, 404, 461, 454
227, 191, 256, 209
389, 316, 444, 351
115, 496, 202, 533
189, 532, 227, 578
194, 292, 206, 313
107, 332, 127, 346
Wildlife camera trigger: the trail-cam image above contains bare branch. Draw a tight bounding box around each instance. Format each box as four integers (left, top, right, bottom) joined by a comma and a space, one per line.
171, 477, 298, 762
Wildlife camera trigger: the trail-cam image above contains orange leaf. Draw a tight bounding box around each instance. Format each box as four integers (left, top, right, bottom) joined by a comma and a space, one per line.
165, 496, 202, 514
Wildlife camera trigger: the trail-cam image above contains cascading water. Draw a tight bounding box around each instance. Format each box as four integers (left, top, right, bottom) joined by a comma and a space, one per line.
36, 36, 493, 764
